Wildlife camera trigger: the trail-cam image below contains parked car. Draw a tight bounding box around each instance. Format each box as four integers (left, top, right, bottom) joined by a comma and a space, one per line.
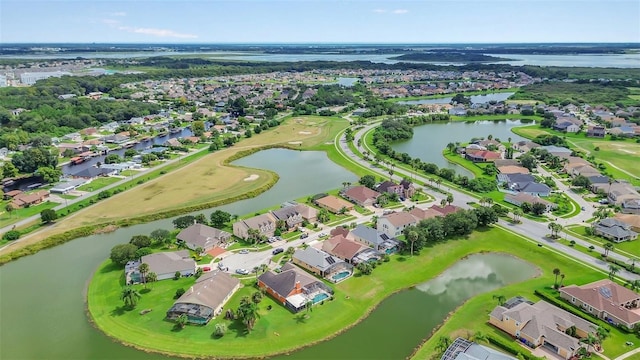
217, 263, 228, 271
235, 268, 249, 275
239, 249, 249, 254
202, 266, 211, 272
272, 248, 284, 255
300, 233, 309, 239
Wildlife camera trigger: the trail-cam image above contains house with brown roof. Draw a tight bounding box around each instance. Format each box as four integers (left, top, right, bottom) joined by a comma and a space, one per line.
376, 181, 403, 197
614, 214, 640, 232
489, 299, 595, 359
233, 213, 277, 240
587, 125, 606, 138
409, 207, 444, 221
258, 263, 334, 312
399, 179, 416, 198
322, 234, 381, 264
9, 190, 50, 209
560, 279, 640, 330
377, 211, 418, 237
341, 186, 381, 207
177, 223, 231, 251
271, 204, 317, 229
430, 204, 462, 216
465, 150, 501, 162
166, 270, 240, 324
314, 195, 354, 214
497, 165, 530, 175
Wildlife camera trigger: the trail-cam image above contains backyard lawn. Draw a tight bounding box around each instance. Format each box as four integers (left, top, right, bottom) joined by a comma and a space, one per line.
76, 176, 121, 191
88, 226, 633, 359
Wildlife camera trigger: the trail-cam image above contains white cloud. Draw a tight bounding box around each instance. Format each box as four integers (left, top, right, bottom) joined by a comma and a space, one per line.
372, 8, 408, 15
372, 8, 387, 13
101, 19, 120, 26
392, 9, 408, 14
110, 11, 127, 17
118, 26, 198, 39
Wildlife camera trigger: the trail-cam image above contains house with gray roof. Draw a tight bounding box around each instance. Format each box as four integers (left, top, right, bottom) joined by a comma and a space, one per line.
233, 213, 277, 240
540, 145, 573, 158
69, 167, 117, 179
500, 173, 551, 197
140, 250, 196, 281
166, 270, 240, 325
441, 337, 516, 360
271, 204, 317, 229
177, 223, 231, 251
258, 263, 333, 312
592, 218, 638, 243
292, 247, 353, 282
350, 225, 400, 253
489, 300, 595, 360
49, 179, 87, 194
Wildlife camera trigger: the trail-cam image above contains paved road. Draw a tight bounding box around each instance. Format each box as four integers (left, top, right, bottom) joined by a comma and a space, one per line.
347, 123, 640, 281
0, 146, 210, 252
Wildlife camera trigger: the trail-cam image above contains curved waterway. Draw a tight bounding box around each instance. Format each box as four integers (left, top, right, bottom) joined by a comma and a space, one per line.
274, 253, 537, 360
391, 120, 529, 177
0, 149, 354, 360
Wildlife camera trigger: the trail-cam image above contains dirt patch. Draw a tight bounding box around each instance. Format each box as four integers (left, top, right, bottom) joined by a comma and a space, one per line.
298, 131, 312, 135
288, 141, 302, 145
243, 174, 259, 181
93, 224, 119, 234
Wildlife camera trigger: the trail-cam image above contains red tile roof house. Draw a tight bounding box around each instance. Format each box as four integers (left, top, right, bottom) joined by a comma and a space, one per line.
560, 279, 640, 330
465, 150, 502, 163
341, 186, 381, 207
10, 190, 50, 209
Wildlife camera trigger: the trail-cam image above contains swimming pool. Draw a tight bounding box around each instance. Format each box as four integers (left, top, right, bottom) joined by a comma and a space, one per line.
313, 293, 330, 304
331, 271, 351, 282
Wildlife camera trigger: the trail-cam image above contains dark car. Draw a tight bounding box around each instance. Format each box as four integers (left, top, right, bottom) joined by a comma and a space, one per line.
272, 248, 284, 255
300, 233, 309, 239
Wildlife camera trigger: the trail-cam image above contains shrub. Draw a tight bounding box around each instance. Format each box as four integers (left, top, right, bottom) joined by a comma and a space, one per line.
2, 230, 20, 241
174, 288, 185, 299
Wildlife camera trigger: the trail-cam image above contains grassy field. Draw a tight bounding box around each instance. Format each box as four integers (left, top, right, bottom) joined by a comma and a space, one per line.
566, 225, 640, 259
0, 200, 59, 229
512, 125, 640, 184
385, 88, 518, 102
2, 116, 349, 255
88, 226, 634, 359
76, 176, 121, 192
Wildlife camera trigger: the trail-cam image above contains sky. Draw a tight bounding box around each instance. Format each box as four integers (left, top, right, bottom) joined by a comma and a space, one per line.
1, 0, 639, 44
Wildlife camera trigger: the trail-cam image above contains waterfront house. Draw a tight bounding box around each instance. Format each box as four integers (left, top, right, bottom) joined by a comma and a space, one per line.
465, 150, 501, 162
489, 299, 595, 360
233, 213, 277, 240
271, 204, 317, 229
314, 195, 354, 214
166, 270, 240, 325
322, 234, 380, 264
177, 223, 231, 252
258, 263, 334, 312
560, 279, 640, 329
375, 181, 404, 197
292, 247, 353, 282
440, 337, 516, 360
341, 186, 381, 207
140, 250, 196, 281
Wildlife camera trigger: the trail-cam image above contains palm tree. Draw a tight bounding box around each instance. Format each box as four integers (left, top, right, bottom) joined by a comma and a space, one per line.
138, 263, 149, 288
548, 222, 562, 239
446, 142, 456, 154
559, 273, 565, 288
512, 208, 523, 223
581, 333, 597, 353
5, 204, 14, 218
120, 287, 141, 308
471, 331, 488, 343
146, 272, 157, 284
237, 296, 260, 332
446, 194, 454, 205
436, 336, 452, 354
251, 291, 263, 304
175, 314, 188, 329
342, 181, 348, 189
435, 178, 442, 189
492, 294, 506, 306
440, 198, 447, 207
608, 264, 620, 280
603, 243, 614, 257
629, 258, 637, 272
408, 230, 419, 256
552, 268, 561, 288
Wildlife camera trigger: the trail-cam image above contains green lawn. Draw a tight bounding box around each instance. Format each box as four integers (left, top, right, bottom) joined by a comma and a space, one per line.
565, 225, 640, 259
76, 176, 123, 192
0, 200, 59, 228
511, 125, 640, 185
88, 226, 634, 359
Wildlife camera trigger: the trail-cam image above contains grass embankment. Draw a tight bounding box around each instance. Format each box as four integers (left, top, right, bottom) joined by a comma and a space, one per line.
449, 114, 541, 122
511, 82, 640, 107
385, 88, 518, 103
566, 225, 640, 259
512, 125, 640, 184
0, 116, 349, 263
89, 226, 630, 359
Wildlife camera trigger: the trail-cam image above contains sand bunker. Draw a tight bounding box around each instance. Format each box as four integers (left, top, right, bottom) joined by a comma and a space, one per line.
298, 131, 312, 135
288, 141, 302, 145
243, 174, 259, 181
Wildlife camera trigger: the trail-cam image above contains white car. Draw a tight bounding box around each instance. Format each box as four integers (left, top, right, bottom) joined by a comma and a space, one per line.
235, 268, 249, 275
238, 249, 250, 254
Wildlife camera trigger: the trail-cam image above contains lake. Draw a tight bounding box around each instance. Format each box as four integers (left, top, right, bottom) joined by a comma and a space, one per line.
396, 92, 515, 105
391, 120, 528, 177
0, 148, 354, 360
274, 253, 538, 360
